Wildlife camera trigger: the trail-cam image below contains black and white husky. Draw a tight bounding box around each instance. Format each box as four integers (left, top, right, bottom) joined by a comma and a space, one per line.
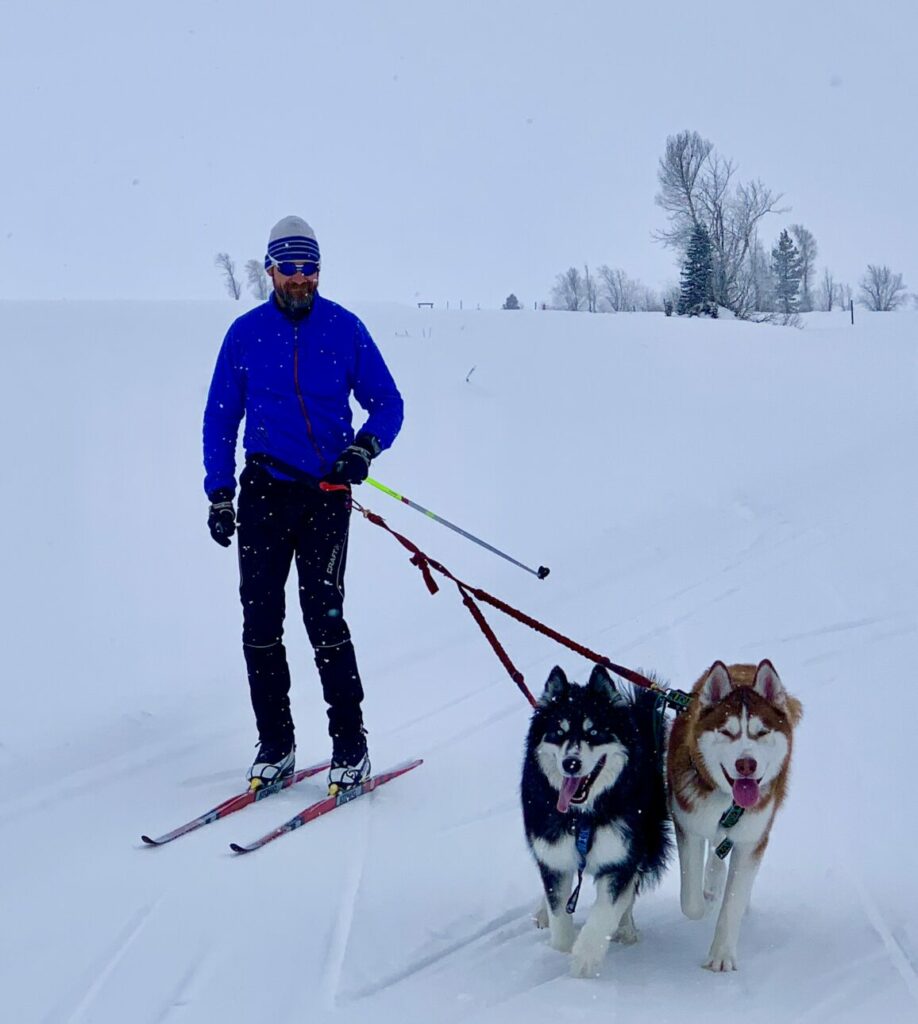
521, 665, 671, 977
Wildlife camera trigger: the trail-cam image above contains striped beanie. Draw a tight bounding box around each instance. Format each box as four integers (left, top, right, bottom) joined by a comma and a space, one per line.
264, 216, 321, 271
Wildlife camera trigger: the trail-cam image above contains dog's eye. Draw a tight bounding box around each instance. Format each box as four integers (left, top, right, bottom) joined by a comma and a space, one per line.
718, 728, 740, 740
750, 727, 771, 739
588, 728, 598, 737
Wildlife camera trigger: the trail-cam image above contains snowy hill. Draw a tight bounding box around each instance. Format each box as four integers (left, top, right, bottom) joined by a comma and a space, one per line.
1, 300, 916, 1023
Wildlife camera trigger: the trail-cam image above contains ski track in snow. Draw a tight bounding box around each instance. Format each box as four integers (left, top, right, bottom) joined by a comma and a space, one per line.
0, 731, 214, 828
388, 677, 498, 734
345, 906, 536, 1002
591, 519, 813, 656
846, 861, 918, 1010
149, 948, 210, 1024
425, 700, 523, 754
321, 797, 373, 1012
788, 949, 892, 1024
614, 589, 741, 654
43, 900, 161, 1024
436, 797, 519, 835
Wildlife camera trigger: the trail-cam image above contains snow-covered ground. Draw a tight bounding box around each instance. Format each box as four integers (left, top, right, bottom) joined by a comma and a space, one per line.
1, 300, 916, 1023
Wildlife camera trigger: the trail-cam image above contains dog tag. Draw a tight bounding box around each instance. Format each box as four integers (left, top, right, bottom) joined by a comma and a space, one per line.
714, 837, 734, 860
719, 803, 745, 829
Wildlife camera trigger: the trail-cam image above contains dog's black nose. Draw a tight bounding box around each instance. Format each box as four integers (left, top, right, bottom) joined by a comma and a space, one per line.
735, 757, 757, 778
562, 756, 582, 776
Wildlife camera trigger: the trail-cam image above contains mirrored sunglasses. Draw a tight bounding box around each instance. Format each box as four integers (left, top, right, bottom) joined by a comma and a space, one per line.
271, 259, 319, 277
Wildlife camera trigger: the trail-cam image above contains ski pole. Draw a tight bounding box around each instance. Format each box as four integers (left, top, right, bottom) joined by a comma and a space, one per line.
321, 478, 550, 580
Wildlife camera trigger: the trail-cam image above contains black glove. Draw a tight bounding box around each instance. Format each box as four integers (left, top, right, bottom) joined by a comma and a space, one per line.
207, 488, 236, 547
323, 433, 381, 486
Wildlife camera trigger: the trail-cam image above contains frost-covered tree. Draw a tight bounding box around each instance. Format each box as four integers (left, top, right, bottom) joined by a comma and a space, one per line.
215, 252, 241, 299
858, 264, 908, 311
817, 267, 836, 311
245, 259, 269, 300
655, 129, 784, 316
502, 293, 521, 310
748, 236, 775, 312
789, 225, 818, 311
637, 285, 663, 312
771, 230, 803, 314
597, 266, 636, 312
551, 267, 584, 311
677, 224, 716, 316
583, 265, 598, 312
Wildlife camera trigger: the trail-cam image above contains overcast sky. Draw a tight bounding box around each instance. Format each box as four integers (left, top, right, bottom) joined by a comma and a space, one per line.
2, 0, 915, 308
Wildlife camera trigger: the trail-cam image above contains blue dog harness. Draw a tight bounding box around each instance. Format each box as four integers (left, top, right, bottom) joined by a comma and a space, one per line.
565, 820, 595, 914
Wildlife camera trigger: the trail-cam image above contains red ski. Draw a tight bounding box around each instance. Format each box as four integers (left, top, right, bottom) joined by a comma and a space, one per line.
229, 758, 423, 854
141, 759, 331, 846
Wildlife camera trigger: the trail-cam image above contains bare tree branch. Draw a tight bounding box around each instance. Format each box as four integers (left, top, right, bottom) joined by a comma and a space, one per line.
245, 259, 269, 300
551, 267, 584, 311
653, 130, 713, 249
215, 252, 242, 300
859, 264, 908, 311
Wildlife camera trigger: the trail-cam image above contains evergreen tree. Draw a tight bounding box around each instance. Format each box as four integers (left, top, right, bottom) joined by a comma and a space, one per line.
677, 224, 715, 316
502, 293, 521, 310
771, 229, 803, 314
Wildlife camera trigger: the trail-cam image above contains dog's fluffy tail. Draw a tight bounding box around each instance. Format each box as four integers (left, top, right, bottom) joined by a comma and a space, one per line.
620, 676, 673, 886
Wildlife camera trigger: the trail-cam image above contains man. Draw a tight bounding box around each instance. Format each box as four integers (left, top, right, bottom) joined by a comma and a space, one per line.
203, 215, 403, 794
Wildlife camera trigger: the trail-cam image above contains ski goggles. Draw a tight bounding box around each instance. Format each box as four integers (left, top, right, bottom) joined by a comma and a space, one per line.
269, 259, 319, 277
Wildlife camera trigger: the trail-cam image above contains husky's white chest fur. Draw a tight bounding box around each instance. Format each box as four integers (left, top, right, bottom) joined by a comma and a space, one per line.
531, 821, 630, 875
673, 789, 774, 849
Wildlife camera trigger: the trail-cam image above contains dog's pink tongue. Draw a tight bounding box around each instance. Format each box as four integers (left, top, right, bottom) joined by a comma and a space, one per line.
732, 778, 760, 808
557, 776, 582, 813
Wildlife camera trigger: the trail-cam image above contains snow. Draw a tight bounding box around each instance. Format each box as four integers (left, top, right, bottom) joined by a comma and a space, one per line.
1, 300, 916, 1022
3, 4, 917, 307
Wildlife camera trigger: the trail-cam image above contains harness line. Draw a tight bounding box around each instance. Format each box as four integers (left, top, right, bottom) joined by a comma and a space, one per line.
350, 498, 693, 712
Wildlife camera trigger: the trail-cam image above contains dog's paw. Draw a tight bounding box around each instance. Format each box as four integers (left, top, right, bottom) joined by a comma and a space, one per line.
533, 903, 549, 930
570, 949, 605, 978
703, 947, 738, 972
570, 934, 607, 978
612, 921, 640, 945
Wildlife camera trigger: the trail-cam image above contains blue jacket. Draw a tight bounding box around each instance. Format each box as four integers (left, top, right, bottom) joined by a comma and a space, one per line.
203, 294, 403, 495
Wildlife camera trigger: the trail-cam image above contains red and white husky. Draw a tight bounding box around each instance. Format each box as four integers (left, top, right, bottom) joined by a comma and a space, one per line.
667, 660, 803, 971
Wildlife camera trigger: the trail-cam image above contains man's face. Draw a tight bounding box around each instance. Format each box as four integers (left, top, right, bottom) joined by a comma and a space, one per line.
268, 262, 319, 314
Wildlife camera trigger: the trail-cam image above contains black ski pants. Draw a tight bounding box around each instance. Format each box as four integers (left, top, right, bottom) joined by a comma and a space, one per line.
235, 462, 364, 749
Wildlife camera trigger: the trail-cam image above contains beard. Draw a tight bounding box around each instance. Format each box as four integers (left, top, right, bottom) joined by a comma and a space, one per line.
275, 280, 317, 317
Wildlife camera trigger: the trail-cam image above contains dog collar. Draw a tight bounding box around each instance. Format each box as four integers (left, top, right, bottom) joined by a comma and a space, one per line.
714, 802, 745, 860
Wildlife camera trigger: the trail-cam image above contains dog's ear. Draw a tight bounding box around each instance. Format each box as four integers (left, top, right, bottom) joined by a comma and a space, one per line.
587, 664, 625, 704
752, 659, 787, 709
699, 661, 733, 708
541, 666, 569, 704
